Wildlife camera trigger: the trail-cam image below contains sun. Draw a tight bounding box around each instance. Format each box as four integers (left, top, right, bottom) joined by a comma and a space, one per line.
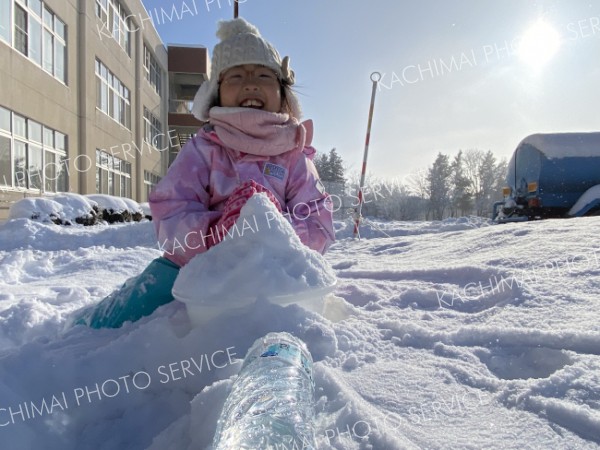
517, 20, 562, 70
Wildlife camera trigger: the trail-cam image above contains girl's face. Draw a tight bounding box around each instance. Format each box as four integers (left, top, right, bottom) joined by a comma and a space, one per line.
219, 64, 283, 113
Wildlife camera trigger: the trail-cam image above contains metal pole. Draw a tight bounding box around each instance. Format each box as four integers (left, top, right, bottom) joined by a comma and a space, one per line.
234, 1, 239, 18
353, 72, 381, 238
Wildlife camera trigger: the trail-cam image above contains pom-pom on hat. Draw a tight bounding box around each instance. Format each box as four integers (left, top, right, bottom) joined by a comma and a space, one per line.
191, 18, 301, 121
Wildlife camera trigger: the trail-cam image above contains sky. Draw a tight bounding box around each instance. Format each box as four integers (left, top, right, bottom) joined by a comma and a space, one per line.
140, 0, 600, 182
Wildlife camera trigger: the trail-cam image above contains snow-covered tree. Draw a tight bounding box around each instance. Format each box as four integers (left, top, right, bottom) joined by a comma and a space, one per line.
427, 153, 453, 220
314, 148, 345, 184
451, 150, 472, 217
327, 148, 346, 184
314, 153, 331, 181
314, 149, 347, 219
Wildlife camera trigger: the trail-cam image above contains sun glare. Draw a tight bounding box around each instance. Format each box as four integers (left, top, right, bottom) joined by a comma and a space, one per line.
517, 20, 562, 70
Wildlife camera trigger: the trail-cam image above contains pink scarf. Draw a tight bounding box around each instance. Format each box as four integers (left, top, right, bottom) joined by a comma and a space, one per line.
209, 107, 311, 157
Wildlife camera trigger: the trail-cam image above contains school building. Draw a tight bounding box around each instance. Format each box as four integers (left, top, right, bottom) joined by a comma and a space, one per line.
0, 0, 207, 220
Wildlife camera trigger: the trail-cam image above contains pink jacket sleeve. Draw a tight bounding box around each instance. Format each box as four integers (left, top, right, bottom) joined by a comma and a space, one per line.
149, 139, 221, 267
285, 149, 335, 254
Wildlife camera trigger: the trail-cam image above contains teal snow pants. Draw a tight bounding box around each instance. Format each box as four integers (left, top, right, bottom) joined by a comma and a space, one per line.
74, 257, 180, 329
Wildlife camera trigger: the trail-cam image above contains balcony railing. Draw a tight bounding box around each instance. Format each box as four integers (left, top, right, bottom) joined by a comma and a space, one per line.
169, 99, 194, 114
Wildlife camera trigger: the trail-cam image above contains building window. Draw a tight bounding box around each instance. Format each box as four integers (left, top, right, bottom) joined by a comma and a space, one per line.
44, 129, 68, 192
29, 7, 41, 65
0, 135, 11, 186
29, 0, 41, 16
14, 3, 27, 55
13, 112, 26, 138
42, 15, 53, 73
96, 149, 131, 197
95, 0, 131, 56
144, 44, 163, 96
0, 106, 11, 186
0, 106, 67, 192
95, 59, 131, 128
28, 142, 43, 190
0, 107, 9, 131
143, 107, 163, 150
13, 139, 27, 187
44, 5, 66, 81
144, 170, 161, 200
0, 0, 11, 44
8, 1, 66, 83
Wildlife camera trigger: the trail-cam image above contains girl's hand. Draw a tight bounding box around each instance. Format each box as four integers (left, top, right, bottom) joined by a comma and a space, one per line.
210, 180, 282, 246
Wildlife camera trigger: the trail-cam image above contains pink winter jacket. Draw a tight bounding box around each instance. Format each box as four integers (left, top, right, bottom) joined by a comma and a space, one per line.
149, 109, 335, 268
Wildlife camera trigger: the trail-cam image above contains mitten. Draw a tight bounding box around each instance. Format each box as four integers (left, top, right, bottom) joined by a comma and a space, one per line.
209, 180, 282, 247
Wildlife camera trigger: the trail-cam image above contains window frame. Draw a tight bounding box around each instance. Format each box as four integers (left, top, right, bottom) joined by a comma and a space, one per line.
143, 106, 163, 150
0, 107, 68, 193
95, 0, 131, 56
10, 2, 67, 83
95, 58, 131, 129
14, 3, 28, 56
0, 0, 13, 44
143, 44, 163, 96
95, 149, 131, 197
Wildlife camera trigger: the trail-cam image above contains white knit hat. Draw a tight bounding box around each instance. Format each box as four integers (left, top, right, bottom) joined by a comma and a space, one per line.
191, 18, 301, 121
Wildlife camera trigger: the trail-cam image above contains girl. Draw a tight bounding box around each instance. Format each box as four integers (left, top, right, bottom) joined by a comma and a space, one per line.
78, 18, 335, 329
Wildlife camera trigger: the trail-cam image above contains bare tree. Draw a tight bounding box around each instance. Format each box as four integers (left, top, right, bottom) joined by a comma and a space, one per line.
462, 149, 507, 216
405, 169, 430, 219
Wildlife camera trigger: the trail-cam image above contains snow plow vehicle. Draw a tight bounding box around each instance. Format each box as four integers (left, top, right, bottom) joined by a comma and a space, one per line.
493, 132, 600, 222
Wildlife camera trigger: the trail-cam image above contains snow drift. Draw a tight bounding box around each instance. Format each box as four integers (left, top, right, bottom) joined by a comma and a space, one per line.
0, 213, 599, 449
173, 194, 337, 326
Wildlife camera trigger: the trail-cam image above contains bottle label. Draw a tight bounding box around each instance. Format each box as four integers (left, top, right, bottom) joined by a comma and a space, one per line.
260, 342, 313, 383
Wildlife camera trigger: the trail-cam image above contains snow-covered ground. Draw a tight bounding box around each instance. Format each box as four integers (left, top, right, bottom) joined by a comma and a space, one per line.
1, 209, 599, 449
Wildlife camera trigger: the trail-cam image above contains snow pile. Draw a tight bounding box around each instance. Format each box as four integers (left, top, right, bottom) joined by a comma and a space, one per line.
9, 193, 146, 225
138, 202, 152, 219
173, 194, 337, 325
9, 193, 98, 225
1, 213, 600, 449
122, 198, 146, 221
8, 197, 64, 224
86, 194, 128, 214
87, 194, 143, 223
121, 198, 144, 216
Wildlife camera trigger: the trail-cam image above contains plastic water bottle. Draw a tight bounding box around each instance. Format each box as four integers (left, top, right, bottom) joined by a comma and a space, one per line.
212, 332, 317, 449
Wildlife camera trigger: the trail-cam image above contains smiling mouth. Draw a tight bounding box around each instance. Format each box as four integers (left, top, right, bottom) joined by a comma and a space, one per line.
240, 99, 264, 109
